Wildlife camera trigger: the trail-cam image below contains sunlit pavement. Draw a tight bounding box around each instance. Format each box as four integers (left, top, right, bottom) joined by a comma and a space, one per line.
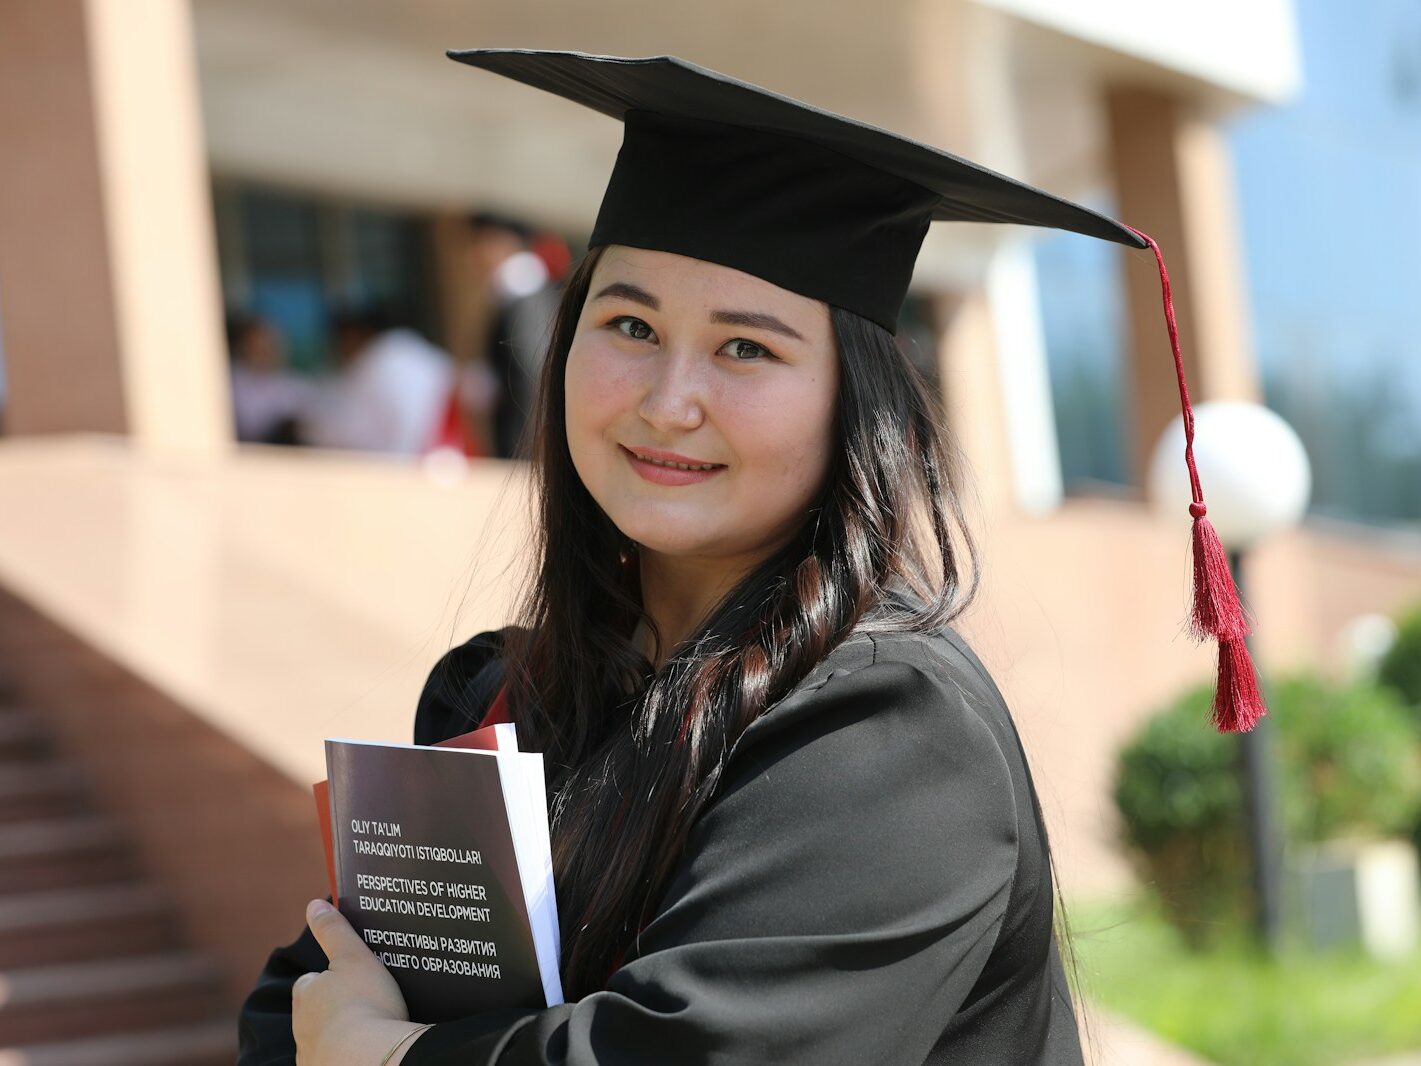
1087, 1009, 1217, 1066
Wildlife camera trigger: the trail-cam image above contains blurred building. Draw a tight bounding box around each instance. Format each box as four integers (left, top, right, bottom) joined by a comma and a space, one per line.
0, 0, 1419, 1059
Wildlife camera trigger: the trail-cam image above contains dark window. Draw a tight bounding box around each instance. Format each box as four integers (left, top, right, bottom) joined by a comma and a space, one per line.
213, 182, 439, 375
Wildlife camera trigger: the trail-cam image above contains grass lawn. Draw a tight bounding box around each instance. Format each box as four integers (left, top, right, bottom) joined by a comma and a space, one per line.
1062, 893, 1421, 1066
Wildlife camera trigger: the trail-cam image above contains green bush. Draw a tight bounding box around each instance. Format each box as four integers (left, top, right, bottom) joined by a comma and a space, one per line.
1113, 672, 1421, 948
1113, 684, 1249, 945
1376, 600, 1421, 855
1279, 673, 1421, 841
1378, 601, 1421, 721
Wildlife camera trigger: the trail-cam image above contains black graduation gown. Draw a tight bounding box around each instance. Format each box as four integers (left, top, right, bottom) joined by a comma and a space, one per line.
236, 621, 1085, 1065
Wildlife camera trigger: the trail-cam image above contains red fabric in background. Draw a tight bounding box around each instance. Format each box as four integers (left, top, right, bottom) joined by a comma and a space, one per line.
425, 383, 486, 458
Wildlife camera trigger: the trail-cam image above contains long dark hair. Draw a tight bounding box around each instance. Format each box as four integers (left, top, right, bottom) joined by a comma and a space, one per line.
493, 243, 994, 997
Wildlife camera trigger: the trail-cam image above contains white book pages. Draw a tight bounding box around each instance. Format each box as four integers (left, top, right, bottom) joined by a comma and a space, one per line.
492, 721, 519, 751
495, 748, 565, 1006
525, 751, 561, 998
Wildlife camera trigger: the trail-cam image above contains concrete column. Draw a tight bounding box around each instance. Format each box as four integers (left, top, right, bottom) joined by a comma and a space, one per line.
0, 0, 127, 436
1105, 86, 1262, 490
0, 0, 231, 456
935, 288, 1016, 521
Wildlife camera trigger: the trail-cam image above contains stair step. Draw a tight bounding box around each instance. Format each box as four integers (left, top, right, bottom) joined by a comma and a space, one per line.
0, 883, 180, 967
0, 817, 136, 895
0, 763, 90, 824
0, 953, 226, 1046
0, 1019, 234, 1066
0, 713, 51, 763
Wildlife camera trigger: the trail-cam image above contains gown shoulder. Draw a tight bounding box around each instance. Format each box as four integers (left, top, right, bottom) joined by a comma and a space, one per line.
413, 626, 524, 744
402, 625, 1082, 1065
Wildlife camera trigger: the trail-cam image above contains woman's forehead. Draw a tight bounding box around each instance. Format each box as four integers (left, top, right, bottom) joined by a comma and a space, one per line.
591, 245, 829, 326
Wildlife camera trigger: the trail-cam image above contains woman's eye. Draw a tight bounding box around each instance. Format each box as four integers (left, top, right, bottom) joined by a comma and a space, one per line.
722, 338, 774, 362
611, 316, 655, 342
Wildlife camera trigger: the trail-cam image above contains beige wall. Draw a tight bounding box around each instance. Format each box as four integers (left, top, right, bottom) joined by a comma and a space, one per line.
970, 503, 1421, 896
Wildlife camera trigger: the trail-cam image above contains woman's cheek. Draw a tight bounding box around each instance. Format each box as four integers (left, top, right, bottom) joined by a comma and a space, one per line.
564, 349, 605, 489
569, 339, 639, 429
565, 344, 610, 444
737, 385, 832, 495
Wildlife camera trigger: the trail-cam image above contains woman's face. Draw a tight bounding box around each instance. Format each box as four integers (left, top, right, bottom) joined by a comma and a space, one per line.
565, 245, 838, 568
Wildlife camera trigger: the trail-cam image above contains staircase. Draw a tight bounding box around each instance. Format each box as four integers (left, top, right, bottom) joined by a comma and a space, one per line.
0, 698, 235, 1065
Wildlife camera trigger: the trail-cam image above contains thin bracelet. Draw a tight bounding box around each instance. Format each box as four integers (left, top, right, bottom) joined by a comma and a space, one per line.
379, 1022, 435, 1066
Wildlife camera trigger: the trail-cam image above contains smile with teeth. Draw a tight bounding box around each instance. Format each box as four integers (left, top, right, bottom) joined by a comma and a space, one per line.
632, 452, 723, 471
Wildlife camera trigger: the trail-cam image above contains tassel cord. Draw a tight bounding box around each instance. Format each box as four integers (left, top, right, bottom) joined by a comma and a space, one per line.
1121, 224, 1266, 732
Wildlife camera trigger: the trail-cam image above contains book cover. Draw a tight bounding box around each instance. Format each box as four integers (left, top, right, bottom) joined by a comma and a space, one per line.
314, 725, 562, 1021
313, 722, 518, 910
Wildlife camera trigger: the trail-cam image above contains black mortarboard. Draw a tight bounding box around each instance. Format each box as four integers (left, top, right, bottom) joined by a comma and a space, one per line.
446, 48, 1146, 336
447, 47, 1266, 733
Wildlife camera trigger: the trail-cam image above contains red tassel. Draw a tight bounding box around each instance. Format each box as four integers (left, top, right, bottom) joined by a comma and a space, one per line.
1124, 225, 1268, 734
1213, 636, 1266, 733
1188, 505, 1252, 643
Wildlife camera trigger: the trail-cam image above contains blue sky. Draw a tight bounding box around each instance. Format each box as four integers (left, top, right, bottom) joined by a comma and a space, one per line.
1229, 0, 1421, 401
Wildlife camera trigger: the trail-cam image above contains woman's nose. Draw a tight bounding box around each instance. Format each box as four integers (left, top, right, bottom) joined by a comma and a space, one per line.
637, 346, 706, 431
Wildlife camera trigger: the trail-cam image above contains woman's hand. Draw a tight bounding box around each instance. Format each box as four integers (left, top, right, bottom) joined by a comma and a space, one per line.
293, 898, 425, 1065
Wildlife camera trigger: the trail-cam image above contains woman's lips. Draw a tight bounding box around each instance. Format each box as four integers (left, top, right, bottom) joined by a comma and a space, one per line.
621, 445, 726, 486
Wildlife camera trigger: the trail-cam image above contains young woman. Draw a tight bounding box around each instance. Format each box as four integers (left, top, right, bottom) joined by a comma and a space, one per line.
237, 48, 1260, 1066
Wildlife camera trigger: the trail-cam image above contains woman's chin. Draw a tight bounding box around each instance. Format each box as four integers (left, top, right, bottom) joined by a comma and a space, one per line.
615, 521, 727, 560
627, 535, 713, 559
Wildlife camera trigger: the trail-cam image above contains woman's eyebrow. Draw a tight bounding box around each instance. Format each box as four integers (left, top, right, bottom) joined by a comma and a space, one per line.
593, 280, 806, 342
707, 308, 804, 342
592, 281, 659, 309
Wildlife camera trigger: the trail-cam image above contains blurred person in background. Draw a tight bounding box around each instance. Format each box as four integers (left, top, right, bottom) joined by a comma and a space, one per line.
463, 209, 562, 459
300, 306, 456, 456
226, 311, 317, 446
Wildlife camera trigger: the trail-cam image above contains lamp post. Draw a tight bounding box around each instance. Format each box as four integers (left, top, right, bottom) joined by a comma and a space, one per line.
1147, 400, 1312, 952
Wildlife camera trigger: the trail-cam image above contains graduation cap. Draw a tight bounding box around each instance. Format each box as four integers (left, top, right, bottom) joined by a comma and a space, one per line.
447, 47, 1265, 733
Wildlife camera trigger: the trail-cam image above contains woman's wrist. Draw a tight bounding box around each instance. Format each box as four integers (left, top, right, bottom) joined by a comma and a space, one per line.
369, 1019, 435, 1066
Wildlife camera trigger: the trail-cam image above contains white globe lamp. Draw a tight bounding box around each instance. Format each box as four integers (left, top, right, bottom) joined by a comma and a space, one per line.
1147, 400, 1311, 550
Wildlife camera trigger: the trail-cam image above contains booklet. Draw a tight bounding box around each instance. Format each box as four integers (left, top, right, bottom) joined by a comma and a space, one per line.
312, 722, 563, 1021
